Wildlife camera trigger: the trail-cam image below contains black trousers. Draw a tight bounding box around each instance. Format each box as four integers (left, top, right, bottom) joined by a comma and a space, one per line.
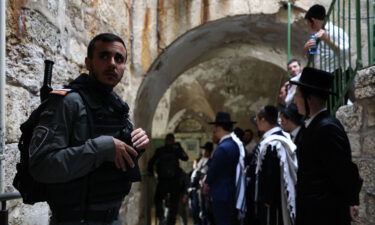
154, 178, 181, 225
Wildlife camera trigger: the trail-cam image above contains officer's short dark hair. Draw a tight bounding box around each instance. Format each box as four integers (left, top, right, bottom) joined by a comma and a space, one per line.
305, 4, 326, 21
257, 105, 278, 125
287, 58, 301, 66
87, 33, 127, 58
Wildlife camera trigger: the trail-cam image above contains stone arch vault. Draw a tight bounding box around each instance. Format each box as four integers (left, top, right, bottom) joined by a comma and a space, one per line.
134, 14, 308, 132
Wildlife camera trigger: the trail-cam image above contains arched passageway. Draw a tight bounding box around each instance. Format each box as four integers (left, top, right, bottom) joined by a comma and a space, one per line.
134, 13, 309, 225
134, 14, 308, 133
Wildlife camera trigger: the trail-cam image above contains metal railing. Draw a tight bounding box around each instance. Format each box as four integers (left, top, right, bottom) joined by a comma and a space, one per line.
288, 0, 375, 114
315, 0, 375, 113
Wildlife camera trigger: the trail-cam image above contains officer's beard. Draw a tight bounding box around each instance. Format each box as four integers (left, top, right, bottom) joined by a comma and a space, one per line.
89, 72, 114, 93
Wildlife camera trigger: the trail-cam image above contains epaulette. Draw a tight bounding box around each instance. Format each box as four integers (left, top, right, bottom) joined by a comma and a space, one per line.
49, 88, 73, 96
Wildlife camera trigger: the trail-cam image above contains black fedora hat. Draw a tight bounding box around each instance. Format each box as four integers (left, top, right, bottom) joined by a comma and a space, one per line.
289, 67, 336, 95
200, 142, 213, 152
208, 112, 237, 125
278, 104, 303, 125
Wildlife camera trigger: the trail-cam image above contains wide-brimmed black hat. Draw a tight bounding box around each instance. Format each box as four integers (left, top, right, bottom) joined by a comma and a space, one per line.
278, 104, 303, 126
289, 67, 336, 95
200, 142, 213, 152
208, 112, 237, 125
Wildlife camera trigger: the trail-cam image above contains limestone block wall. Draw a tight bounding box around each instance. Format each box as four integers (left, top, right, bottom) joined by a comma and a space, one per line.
336, 66, 375, 225
5, 0, 134, 224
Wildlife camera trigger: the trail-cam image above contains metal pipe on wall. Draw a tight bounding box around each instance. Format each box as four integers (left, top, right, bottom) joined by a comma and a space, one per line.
0, 0, 7, 194
287, 2, 291, 63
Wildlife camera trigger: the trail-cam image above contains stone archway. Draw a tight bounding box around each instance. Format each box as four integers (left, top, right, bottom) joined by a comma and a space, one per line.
133, 14, 309, 225
134, 14, 308, 133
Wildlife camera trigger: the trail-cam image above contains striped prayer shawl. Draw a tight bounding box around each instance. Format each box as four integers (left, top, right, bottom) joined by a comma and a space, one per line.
231, 132, 247, 216
255, 133, 298, 225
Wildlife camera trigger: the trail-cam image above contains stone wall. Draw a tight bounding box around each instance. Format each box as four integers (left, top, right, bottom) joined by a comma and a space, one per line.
336, 66, 375, 225
5, 0, 134, 224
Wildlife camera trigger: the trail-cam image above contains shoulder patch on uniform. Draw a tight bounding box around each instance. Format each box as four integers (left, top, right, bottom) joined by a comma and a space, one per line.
50, 88, 72, 96
29, 126, 49, 157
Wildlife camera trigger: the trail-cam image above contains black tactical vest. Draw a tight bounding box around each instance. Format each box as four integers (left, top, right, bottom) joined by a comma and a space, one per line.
46, 75, 141, 207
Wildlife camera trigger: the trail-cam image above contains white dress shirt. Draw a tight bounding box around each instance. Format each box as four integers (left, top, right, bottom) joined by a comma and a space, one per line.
314, 22, 349, 72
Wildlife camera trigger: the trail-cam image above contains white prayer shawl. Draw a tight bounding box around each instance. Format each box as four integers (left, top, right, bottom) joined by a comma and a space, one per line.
255, 133, 298, 225
231, 132, 247, 214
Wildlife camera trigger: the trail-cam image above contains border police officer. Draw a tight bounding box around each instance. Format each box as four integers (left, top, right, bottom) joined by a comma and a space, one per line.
29, 33, 149, 225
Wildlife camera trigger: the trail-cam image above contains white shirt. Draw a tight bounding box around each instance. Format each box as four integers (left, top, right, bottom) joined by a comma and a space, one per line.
290, 126, 301, 142
314, 22, 349, 72
196, 157, 209, 174
285, 73, 301, 106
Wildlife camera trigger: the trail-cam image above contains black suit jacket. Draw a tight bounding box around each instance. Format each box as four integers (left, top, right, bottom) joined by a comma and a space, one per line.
295, 110, 362, 225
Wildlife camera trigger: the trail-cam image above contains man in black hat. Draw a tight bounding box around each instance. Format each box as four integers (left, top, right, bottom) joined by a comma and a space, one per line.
291, 67, 362, 225
279, 103, 304, 145
204, 112, 244, 225
251, 105, 297, 225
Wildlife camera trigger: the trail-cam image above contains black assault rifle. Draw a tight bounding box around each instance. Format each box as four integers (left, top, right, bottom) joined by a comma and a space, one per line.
12, 59, 55, 205
40, 60, 54, 102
